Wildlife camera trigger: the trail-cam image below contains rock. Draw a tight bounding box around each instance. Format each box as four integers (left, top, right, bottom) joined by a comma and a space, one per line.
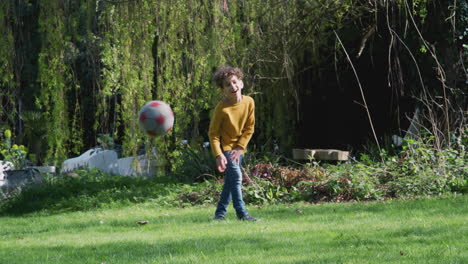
26, 166, 56, 174
61, 148, 118, 174
1, 169, 43, 194
117, 155, 156, 177
0, 161, 14, 181
61, 148, 157, 177
292, 149, 350, 161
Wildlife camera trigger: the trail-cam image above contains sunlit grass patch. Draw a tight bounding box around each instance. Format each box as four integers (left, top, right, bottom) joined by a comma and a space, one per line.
0, 195, 466, 263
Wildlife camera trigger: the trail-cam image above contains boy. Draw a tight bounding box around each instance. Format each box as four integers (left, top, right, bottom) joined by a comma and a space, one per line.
208, 66, 257, 221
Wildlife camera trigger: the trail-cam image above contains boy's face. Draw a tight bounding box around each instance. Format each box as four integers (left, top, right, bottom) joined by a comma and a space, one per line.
222, 75, 243, 99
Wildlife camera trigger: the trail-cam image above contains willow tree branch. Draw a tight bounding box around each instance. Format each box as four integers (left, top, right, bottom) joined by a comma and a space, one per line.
403, 0, 450, 143
334, 30, 383, 162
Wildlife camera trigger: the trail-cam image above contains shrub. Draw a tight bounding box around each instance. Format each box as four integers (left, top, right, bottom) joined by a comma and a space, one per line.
171, 142, 221, 183
1, 135, 465, 214
0, 169, 177, 215
0, 129, 29, 169
241, 135, 467, 204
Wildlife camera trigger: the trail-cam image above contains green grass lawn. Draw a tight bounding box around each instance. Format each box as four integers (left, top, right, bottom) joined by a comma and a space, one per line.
0, 195, 466, 264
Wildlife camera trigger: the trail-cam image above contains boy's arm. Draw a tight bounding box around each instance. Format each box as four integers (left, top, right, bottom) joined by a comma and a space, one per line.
209, 108, 227, 172
208, 108, 224, 157
236, 99, 255, 150
215, 154, 227, 172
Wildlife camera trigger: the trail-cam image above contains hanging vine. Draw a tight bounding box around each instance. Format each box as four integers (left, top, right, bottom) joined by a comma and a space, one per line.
2, 0, 463, 170
0, 1, 16, 127
36, 0, 80, 164
99, 1, 157, 157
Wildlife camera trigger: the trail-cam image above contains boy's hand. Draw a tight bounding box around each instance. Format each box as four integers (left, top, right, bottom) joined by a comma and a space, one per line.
229, 147, 244, 165
216, 154, 227, 172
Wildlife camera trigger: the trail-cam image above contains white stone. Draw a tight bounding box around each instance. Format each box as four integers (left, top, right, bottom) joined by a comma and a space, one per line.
61, 148, 118, 174
27, 166, 56, 174
117, 155, 156, 177
61, 148, 100, 172
88, 150, 118, 174
0, 161, 14, 181
392, 135, 403, 147
292, 149, 350, 161
1, 169, 43, 195
60, 148, 160, 177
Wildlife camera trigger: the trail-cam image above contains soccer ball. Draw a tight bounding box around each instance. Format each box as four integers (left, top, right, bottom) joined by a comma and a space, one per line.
138, 100, 174, 136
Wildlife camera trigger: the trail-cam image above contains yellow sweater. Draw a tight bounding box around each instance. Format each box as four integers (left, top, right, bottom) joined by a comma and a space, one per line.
208, 95, 255, 157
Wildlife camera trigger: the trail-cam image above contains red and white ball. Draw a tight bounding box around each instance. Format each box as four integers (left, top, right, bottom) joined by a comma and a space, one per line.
138, 100, 174, 136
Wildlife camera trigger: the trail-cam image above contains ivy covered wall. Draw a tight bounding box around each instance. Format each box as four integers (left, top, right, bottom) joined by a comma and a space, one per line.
0, 0, 465, 169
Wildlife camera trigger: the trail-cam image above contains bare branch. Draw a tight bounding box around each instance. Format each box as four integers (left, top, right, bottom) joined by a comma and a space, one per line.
334, 30, 383, 162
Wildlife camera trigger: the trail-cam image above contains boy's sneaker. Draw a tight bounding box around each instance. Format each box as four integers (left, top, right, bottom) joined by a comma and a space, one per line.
213, 215, 225, 220
238, 214, 258, 221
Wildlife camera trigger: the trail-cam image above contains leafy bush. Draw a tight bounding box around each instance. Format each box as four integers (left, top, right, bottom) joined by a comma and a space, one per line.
0, 129, 29, 169
177, 135, 464, 208
240, 135, 467, 204
1, 135, 465, 215
171, 142, 221, 183
0, 169, 178, 215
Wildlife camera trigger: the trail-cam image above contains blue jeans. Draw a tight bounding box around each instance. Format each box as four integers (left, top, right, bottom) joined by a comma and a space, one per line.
215, 151, 248, 217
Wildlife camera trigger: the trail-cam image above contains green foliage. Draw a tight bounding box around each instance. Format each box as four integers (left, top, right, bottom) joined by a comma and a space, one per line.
174, 180, 220, 207
99, 1, 156, 156
241, 135, 466, 204
1, 0, 361, 170
1, 133, 466, 215
0, 0, 465, 179
151, 0, 223, 173
96, 133, 116, 150
19, 111, 47, 164
0, 168, 173, 215
382, 136, 468, 196
171, 141, 220, 182
0, 167, 220, 215
411, 0, 429, 24
36, 0, 75, 164
0, 129, 28, 169
0, 0, 16, 125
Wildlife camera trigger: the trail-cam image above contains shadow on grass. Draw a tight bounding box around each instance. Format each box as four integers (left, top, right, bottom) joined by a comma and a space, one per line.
0, 235, 384, 264
255, 195, 467, 221
0, 172, 176, 216
0, 231, 465, 264
0, 238, 286, 264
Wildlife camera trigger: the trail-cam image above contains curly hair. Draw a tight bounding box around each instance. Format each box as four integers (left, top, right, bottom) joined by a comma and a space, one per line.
213, 66, 244, 88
